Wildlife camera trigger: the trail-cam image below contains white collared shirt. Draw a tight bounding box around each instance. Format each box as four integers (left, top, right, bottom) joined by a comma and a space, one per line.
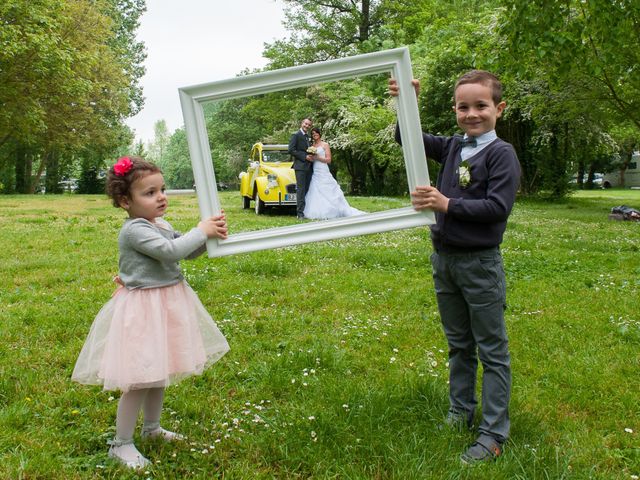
461, 130, 497, 161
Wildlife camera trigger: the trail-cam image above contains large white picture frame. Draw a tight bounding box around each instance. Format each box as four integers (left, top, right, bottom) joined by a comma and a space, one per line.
179, 47, 434, 257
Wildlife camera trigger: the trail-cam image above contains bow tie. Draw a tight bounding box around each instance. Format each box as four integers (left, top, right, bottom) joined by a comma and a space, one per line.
459, 137, 477, 148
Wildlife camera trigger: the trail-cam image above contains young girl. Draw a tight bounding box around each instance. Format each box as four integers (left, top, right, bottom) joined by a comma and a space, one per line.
72, 156, 230, 469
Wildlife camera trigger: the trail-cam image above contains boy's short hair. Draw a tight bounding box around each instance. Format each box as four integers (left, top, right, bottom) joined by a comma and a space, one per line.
454, 70, 503, 105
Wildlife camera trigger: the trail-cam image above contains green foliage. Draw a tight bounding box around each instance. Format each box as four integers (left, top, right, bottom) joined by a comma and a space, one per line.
147, 119, 171, 167
264, 0, 389, 65
77, 163, 105, 194
161, 128, 196, 189
202, 75, 404, 195
320, 77, 404, 195
101, 0, 146, 117
4, 0, 639, 200
0, 0, 145, 192
499, 0, 640, 132
0, 191, 639, 478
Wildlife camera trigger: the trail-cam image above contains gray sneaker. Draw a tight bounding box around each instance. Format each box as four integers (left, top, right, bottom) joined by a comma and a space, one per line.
443, 409, 473, 431
460, 435, 503, 464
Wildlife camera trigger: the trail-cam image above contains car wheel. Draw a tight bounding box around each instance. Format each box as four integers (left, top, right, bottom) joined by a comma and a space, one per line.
603, 181, 612, 189
242, 196, 251, 209
255, 196, 266, 214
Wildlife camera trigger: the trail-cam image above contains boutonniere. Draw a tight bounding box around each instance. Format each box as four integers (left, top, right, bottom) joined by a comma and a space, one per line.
458, 160, 471, 188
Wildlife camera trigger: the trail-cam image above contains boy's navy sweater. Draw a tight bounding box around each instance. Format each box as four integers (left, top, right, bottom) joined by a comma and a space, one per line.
397, 129, 521, 250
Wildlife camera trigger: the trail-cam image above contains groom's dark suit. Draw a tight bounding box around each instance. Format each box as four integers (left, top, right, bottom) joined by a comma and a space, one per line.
288, 128, 313, 218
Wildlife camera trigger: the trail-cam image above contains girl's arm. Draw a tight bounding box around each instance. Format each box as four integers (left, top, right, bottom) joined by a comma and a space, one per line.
184, 213, 228, 259
181, 233, 207, 259
125, 219, 208, 262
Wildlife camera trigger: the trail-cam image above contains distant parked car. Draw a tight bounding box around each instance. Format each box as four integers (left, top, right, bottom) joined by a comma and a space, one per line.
569, 173, 603, 188
238, 143, 297, 214
58, 179, 78, 192
592, 173, 603, 187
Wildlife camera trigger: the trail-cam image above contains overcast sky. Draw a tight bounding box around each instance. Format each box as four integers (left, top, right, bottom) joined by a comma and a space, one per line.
125, 0, 288, 144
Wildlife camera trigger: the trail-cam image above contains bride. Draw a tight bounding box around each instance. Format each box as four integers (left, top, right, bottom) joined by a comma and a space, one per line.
303, 128, 365, 220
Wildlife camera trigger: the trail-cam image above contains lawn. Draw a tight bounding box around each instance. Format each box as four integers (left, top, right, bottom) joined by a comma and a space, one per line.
0, 190, 638, 479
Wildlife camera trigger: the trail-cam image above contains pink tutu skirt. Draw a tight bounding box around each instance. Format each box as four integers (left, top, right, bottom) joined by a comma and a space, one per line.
72, 281, 229, 392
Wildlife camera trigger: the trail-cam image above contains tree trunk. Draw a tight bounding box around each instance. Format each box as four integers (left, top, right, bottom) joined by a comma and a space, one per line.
562, 122, 570, 190
31, 151, 48, 194
586, 163, 597, 190
359, 0, 370, 42
368, 160, 387, 195
44, 150, 62, 194
548, 124, 568, 197
618, 148, 633, 187
498, 115, 535, 193
15, 145, 33, 194
343, 150, 367, 195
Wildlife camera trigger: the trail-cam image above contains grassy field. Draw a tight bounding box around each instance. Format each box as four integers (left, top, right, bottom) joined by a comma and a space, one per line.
0, 190, 638, 479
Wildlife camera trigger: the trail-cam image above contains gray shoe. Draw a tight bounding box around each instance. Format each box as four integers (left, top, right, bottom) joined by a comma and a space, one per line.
443, 409, 473, 431
460, 435, 503, 464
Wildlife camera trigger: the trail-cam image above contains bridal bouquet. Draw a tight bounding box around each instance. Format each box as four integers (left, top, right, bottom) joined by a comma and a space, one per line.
306, 146, 317, 155
458, 160, 471, 188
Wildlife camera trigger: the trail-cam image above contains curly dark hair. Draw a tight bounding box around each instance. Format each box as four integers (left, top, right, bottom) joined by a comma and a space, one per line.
106, 157, 162, 208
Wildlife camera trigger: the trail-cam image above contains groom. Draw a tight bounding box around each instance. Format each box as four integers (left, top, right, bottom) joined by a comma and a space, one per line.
288, 117, 314, 219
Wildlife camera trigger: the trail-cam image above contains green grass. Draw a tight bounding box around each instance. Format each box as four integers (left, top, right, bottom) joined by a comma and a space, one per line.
0, 190, 638, 479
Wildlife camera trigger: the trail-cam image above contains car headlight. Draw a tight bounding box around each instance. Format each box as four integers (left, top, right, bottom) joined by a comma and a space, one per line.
266, 174, 278, 190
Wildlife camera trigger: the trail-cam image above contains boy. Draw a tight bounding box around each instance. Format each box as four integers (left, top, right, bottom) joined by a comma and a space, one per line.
389, 70, 520, 463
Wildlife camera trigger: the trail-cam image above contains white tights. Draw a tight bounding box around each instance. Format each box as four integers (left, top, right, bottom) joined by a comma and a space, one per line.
116, 387, 165, 441
109, 387, 182, 468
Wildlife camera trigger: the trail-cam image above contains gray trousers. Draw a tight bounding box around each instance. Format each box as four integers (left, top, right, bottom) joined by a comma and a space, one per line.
430, 247, 511, 442
294, 169, 312, 217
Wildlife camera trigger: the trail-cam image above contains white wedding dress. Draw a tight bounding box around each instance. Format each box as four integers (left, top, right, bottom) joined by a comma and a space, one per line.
303, 146, 365, 219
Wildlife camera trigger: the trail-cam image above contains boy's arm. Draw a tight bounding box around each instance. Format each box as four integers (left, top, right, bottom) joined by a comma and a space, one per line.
389, 78, 447, 166
394, 125, 447, 165
447, 145, 520, 222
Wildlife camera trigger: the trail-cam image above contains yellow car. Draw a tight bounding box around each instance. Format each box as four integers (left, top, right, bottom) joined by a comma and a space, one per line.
239, 143, 297, 214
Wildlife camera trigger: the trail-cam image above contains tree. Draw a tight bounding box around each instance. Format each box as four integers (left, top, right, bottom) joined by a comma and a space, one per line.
203, 91, 315, 184
500, 0, 640, 132
263, 0, 388, 66
606, 123, 639, 187
161, 129, 194, 189
147, 120, 171, 168
496, 1, 640, 195
0, 0, 146, 193
132, 139, 147, 157
0, 0, 64, 148
316, 77, 402, 195
102, 0, 146, 118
